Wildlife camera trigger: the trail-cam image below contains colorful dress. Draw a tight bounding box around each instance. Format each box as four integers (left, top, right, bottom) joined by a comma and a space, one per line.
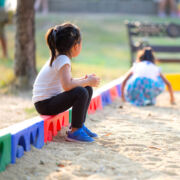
125, 61, 165, 106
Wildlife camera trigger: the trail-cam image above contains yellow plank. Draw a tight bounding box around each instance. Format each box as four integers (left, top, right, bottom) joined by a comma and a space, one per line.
165, 74, 180, 91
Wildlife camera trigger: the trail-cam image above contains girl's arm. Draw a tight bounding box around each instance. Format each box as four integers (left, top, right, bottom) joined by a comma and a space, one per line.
160, 73, 175, 104
59, 64, 100, 91
121, 69, 133, 102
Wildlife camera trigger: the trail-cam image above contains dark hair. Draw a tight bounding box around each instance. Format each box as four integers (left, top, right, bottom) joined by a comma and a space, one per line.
46, 22, 81, 66
137, 47, 155, 63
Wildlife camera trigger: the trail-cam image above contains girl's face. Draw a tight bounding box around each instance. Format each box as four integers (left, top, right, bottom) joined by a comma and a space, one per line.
71, 41, 82, 58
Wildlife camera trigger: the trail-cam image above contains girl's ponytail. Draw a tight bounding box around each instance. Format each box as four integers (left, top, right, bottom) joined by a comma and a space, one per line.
144, 49, 153, 61
138, 47, 155, 63
46, 28, 57, 66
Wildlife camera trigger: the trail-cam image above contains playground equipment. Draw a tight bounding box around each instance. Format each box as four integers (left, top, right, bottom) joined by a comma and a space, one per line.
165, 74, 180, 91
0, 131, 11, 172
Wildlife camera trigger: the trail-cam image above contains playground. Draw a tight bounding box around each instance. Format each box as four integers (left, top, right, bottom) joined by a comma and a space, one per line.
0, 92, 180, 179
0, 12, 180, 180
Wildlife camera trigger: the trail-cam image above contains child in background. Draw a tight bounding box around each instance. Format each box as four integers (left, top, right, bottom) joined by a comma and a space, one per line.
32, 23, 100, 142
121, 47, 175, 106
0, 0, 8, 58
34, 0, 48, 14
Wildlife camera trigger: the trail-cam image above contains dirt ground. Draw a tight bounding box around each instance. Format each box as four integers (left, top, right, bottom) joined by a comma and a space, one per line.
0, 92, 180, 180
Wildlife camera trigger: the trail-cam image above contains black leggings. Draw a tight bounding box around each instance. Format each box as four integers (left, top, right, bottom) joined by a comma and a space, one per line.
34, 86, 93, 128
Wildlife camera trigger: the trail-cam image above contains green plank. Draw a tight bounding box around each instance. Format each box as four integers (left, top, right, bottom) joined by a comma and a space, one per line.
0, 133, 11, 172
69, 109, 72, 124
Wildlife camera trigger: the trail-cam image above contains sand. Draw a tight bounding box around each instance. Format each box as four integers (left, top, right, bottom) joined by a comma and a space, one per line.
0, 92, 180, 180
0, 91, 36, 129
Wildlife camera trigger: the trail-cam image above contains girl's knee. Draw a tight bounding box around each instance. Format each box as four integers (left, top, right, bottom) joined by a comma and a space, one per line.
74, 86, 89, 99
85, 86, 93, 96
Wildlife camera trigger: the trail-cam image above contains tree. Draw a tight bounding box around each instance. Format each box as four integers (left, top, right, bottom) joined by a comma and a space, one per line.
14, 0, 37, 89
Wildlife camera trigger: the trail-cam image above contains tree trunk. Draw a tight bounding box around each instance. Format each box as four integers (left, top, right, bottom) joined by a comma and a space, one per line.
14, 0, 37, 89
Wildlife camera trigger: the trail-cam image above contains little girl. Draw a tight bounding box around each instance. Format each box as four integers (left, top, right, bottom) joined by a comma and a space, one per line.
32, 23, 100, 142
121, 47, 175, 106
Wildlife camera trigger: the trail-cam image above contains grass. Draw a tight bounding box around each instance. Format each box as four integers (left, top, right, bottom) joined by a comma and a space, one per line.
1, 13, 180, 89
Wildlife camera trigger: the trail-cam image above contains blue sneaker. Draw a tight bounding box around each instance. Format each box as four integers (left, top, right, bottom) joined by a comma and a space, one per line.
66, 128, 94, 142
83, 125, 98, 138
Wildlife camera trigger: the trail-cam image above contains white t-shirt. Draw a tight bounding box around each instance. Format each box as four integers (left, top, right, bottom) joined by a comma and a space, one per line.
32, 55, 71, 103
131, 61, 161, 81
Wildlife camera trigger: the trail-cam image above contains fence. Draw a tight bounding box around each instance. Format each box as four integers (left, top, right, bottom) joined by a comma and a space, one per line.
48, 0, 157, 15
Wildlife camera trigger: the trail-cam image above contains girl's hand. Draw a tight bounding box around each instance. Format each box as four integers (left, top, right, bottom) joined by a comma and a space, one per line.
87, 74, 100, 87
170, 98, 176, 105
85, 74, 95, 79
85, 74, 96, 78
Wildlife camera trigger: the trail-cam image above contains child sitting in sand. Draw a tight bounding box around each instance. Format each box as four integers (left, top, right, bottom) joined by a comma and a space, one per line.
121, 47, 175, 106
32, 22, 100, 142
